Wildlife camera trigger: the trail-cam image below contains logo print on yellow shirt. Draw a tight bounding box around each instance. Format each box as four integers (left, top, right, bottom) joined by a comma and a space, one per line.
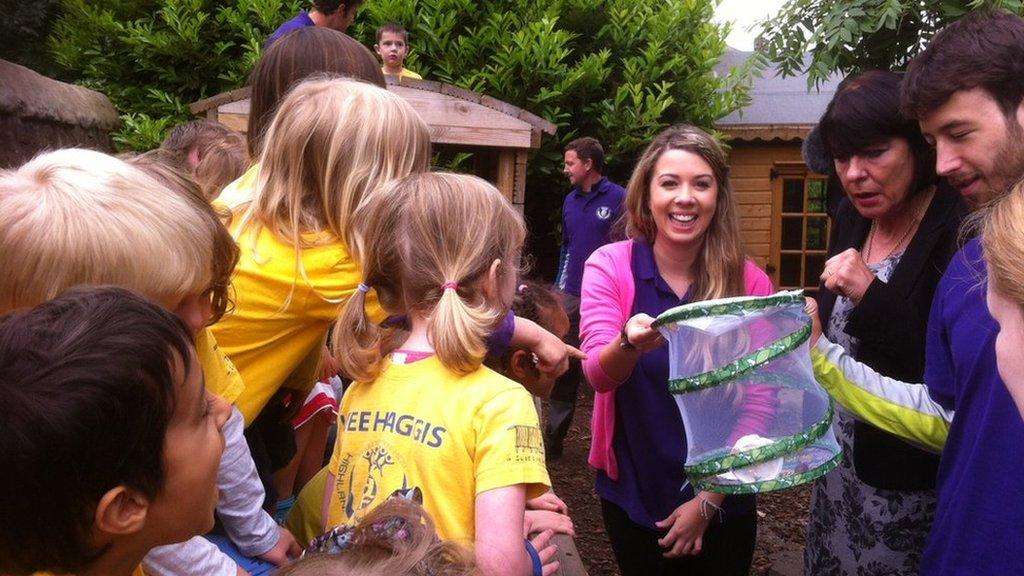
509, 424, 545, 463
337, 442, 413, 520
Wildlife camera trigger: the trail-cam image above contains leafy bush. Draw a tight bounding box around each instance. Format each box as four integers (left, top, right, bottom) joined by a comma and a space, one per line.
352, 0, 754, 182
350, 0, 757, 256
759, 0, 1024, 86
50, 0, 302, 150
0, 0, 65, 78
49, 0, 755, 268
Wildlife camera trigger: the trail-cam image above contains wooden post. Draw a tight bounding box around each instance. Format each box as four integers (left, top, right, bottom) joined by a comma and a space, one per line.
496, 149, 517, 202
513, 150, 528, 206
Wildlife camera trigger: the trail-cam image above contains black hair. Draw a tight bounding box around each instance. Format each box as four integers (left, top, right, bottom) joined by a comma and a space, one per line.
0, 286, 194, 574
312, 0, 363, 15
820, 70, 936, 192
485, 280, 563, 376
376, 22, 409, 43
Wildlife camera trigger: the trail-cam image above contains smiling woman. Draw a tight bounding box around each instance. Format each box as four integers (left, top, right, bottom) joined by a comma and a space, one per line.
579, 125, 774, 576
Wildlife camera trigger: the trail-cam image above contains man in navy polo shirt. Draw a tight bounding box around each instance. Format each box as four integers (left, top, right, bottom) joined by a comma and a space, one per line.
265, 0, 364, 48
548, 137, 625, 457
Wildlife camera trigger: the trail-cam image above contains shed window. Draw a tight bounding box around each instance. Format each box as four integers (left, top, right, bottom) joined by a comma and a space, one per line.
773, 173, 829, 294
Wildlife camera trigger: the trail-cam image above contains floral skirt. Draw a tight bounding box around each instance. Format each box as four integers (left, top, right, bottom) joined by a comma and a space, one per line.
804, 409, 936, 576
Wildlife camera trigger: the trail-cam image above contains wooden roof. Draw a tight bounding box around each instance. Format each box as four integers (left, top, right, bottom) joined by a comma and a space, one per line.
190, 76, 556, 150
718, 124, 813, 144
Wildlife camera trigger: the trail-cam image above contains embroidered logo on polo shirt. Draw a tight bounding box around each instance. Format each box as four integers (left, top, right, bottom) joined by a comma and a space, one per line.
596, 206, 612, 220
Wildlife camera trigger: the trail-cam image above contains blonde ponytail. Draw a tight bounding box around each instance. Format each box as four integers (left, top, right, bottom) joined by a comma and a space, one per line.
333, 173, 525, 381
430, 283, 499, 374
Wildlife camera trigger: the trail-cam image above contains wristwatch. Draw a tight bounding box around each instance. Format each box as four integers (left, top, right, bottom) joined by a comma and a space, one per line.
619, 323, 637, 351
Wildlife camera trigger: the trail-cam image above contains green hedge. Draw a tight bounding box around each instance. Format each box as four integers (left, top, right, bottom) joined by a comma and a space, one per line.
47, 0, 756, 261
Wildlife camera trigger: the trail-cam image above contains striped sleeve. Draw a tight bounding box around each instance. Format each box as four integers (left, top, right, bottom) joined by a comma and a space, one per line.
811, 338, 952, 453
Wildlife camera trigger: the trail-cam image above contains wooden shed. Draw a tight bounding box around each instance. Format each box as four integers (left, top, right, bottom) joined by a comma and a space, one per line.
715, 49, 841, 293
189, 77, 556, 209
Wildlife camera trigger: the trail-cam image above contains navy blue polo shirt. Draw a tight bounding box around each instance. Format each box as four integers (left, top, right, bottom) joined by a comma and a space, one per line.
265, 11, 314, 48
595, 240, 755, 528
556, 177, 625, 296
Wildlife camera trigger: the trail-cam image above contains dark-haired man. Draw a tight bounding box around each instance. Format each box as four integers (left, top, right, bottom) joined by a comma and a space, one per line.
548, 137, 625, 457
265, 0, 364, 48
813, 9, 1024, 575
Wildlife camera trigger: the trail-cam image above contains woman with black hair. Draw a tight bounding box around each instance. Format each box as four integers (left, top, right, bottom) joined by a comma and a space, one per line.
805, 70, 967, 575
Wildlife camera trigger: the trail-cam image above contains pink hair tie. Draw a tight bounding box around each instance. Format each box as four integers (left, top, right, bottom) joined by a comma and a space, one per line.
441, 280, 459, 291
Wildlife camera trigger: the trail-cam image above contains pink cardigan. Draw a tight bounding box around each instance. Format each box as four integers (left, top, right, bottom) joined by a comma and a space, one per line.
579, 239, 775, 480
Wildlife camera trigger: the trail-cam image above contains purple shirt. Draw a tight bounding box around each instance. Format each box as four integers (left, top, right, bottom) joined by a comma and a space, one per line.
920, 239, 1024, 575
264, 11, 315, 48
556, 177, 625, 297
594, 241, 755, 528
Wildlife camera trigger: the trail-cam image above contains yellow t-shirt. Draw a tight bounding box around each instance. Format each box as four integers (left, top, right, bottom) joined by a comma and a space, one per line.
382, 67, 422, 80
284, 465, 330, 548
196, 327, 244, 404
211, 218, 385, 425
213, 164, 258, 210
326, 356, 550, 543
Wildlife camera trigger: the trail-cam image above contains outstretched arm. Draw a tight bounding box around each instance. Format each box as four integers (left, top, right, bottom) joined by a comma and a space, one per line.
812, 338, 952, 452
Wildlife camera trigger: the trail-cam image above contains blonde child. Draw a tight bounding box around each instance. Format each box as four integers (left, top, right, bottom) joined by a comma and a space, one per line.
983, 186, 1024, 419
210, 77, 428, 433
324, 172, 556, 576
212, 78, 575, 480
0, 149, 298, 576
279, 495, 473, 576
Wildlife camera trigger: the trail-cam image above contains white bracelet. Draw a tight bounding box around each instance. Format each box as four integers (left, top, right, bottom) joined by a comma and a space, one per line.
697, 495, 725, 523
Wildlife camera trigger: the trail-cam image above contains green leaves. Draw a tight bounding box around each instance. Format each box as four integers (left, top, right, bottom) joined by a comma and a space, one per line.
50, 0, 302, 150
48, 0, 752, 242
760, 0, 1024, 87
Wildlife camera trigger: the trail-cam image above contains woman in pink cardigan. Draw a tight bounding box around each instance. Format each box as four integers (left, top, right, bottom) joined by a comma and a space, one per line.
579, 125, 774, 576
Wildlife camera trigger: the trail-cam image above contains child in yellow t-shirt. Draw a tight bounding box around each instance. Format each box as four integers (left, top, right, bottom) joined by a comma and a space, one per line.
212, 77, 575, 456
0, 149, 298, 575
323, 173, 556, 576
1, 287, 231, 576
375, 23, 423, 79
211, 78, 432, 428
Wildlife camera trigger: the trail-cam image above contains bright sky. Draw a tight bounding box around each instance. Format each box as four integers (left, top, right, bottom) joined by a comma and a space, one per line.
714, 0, 789, 51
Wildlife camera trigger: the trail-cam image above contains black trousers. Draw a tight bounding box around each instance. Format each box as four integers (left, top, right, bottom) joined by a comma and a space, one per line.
243, 394, 298, 513
600, 499, 756, 576
546, 294, 581, 446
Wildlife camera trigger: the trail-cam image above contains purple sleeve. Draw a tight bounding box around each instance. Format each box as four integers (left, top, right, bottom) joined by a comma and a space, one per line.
485, 310, 516, 359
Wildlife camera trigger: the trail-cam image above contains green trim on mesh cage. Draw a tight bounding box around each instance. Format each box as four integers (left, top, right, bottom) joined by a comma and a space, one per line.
692, 451, 843, 495
666, 322, 811, 394
652, 290, 805, 328
684, 402, 834, 479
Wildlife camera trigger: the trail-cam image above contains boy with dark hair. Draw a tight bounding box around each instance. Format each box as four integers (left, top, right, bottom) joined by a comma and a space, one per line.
548, 136, 625, 457
0, 287, 231, 576
812, 9, 1024, 575
265, 0, 364, 48
374, 23, 422, 79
